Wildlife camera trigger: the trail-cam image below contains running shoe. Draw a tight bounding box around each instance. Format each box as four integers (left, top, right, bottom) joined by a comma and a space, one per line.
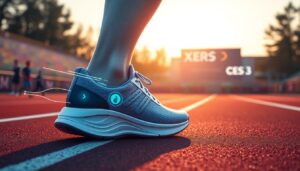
54, 65, 189, 138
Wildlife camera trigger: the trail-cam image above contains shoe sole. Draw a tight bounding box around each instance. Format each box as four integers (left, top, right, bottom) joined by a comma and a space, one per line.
54, 107, 189, 139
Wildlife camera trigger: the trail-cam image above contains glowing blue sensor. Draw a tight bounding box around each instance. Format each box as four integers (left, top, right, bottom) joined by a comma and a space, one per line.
109, 92, 123, 106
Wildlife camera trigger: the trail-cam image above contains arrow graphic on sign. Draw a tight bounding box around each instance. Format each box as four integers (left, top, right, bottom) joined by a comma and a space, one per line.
220, 51, 228, 62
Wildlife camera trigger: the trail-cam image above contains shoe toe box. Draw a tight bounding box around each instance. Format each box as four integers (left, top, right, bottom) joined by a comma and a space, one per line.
140, 102, 189, 124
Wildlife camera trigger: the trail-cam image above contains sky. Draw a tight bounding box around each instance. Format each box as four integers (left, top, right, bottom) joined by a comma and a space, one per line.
59, 0, 299, 57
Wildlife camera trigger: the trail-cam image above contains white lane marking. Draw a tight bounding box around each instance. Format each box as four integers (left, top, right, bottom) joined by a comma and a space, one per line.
232, 95, 300, 112
0, 95, 215, 170
181, 94, 216, 112
0, 112, 58, 123
0, 95, 207, 123
0, 141, 112, 171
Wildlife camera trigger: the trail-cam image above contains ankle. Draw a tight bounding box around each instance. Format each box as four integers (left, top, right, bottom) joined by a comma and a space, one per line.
87, 67, 128, 87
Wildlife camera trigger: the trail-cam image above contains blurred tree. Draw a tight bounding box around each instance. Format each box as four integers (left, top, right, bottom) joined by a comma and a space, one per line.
132, 46, 151, 73
0, 0, 94, 59
131, 47, 169, 81
141, 46, 152, 63
0, 0, 9, 29
155, 48, 167, 71
76, 26, 95, 60
0, 0, 24, 31
265, 2, 300, 80
65, 24, 84, 55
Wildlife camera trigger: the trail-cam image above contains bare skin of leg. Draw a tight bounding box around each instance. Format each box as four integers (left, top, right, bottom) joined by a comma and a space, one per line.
87, 0, 161, 86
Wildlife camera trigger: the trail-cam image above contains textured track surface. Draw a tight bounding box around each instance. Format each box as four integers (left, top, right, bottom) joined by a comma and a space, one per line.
0, 93, 299, 170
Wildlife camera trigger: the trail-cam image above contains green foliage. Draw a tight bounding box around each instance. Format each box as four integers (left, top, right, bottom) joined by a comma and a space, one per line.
265, 2, 300, 80
0, 0, 94, 59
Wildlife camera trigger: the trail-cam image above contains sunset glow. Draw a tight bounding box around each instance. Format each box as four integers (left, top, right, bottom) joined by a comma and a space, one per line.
60, 0, 299, 57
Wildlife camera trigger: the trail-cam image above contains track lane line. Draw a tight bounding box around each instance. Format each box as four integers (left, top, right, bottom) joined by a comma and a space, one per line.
0, 94, 215, 170
232, 95, 300, 112
181, 94, 216, 112
0, 141, 113, 171
0, 112, 58, 123
0, 95, 210, 123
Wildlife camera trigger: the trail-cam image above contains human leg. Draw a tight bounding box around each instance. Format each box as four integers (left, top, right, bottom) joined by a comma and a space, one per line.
87, 0, 161, 86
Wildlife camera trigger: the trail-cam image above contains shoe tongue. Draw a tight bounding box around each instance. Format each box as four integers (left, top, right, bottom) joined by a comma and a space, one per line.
128, 65, 136, 80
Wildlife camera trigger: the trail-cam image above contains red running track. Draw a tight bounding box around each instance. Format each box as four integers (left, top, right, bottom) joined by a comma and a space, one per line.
0, 93, 299, 170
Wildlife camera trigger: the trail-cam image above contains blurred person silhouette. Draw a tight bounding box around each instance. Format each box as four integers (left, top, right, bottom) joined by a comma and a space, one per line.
10, 59, 20, 96
22, 60, 32, 98
54, 0, 189, 138
35, 69, 45, 96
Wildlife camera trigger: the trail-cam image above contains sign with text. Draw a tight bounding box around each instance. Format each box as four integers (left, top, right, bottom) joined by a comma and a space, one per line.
180, 48, 243, 81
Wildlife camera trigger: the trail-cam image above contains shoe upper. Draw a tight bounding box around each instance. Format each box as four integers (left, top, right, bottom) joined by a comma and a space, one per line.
66, 65, 189, 124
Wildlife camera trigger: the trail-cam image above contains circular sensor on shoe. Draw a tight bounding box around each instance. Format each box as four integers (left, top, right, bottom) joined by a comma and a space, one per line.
108, 92, 123, 106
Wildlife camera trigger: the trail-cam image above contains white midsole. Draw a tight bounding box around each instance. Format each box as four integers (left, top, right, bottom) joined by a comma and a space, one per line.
55, 107, 189, 137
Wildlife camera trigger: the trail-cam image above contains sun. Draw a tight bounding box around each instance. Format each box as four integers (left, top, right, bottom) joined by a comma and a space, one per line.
135, 0, 240, 58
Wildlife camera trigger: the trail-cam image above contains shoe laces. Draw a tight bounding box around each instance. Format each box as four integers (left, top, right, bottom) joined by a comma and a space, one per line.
134, 72, 160, 104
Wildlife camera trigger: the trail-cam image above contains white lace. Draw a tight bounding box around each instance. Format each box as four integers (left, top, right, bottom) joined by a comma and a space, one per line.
132, 72, 160, 104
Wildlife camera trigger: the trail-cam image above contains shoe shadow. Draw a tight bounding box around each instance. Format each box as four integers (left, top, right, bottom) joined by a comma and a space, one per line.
0, 137, 89, 168
0, 136, 191, 171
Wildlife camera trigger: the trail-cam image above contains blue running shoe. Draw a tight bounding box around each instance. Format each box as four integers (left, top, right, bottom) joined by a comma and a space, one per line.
54, 65, 189, 138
